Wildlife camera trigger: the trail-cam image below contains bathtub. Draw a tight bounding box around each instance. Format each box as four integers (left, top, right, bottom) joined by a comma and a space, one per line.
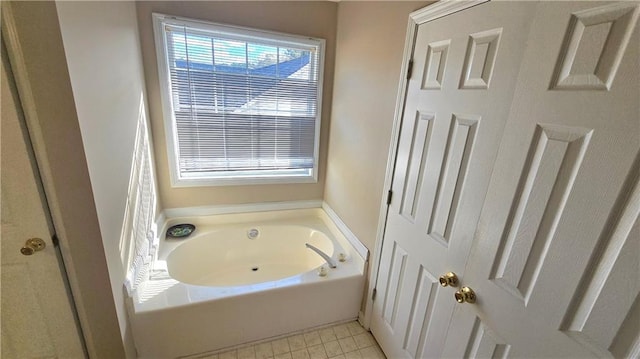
128, 208, 366, 359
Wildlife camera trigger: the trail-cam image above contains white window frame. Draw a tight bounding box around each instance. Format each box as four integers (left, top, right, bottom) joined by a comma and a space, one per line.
152, 13, 325, 187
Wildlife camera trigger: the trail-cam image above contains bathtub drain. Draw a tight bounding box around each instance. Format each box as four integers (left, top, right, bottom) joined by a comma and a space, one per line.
251, 267, 259, 271
247, 228, 260, 239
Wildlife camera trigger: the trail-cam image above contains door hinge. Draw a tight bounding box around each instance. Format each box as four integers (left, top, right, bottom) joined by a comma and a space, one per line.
372, 288, 377, 301
407, 60, 414, 79
386, 190, 393, 205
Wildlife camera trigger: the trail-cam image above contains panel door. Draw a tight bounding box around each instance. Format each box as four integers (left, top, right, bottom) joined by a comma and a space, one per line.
369, 2, 538, 358
442, 2, 640, 358
1, 40, 86, 358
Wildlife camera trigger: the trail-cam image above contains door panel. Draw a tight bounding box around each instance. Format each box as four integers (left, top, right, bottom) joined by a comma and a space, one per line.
443, 2, 639, 357
1, 40, 85, 358
490, 123, 593, 304
370, 2, 537, 358
561, 168, 640, 356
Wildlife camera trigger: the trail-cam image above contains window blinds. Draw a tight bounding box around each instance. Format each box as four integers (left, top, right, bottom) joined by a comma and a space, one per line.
124, 116, 158, 295
159, 19, 323, 182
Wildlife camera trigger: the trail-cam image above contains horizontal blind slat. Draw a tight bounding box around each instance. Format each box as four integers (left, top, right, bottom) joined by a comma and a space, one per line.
163, 22, 321, 177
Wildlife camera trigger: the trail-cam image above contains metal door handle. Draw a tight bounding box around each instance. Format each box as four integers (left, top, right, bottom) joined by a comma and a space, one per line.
21, 238, 46, 256
455, 287, 476, 304
439, 272, 459, 287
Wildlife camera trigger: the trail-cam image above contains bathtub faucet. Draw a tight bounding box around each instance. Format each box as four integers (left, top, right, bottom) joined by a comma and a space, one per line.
305, 243, 337, 268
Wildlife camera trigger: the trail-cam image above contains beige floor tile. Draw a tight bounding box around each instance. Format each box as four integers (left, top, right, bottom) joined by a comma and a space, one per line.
331, 324, 351, 339
319, 328, 337, 343
323, 341, 342, 357
291, 349, 310, 359
287, 334, 306, 351
237, 346, 256, 359
219, 350, 238, 359
255, 342, 274, 359
196, 321, 385, 359
352, 333, 374, 349
272, 338, 291, 355
358, 346, 384, 359
304, 331, 322, 347
274, 352, 293, 359
337, 337, 358, 354
346, 322, 366, 336
307, 344, 328, 359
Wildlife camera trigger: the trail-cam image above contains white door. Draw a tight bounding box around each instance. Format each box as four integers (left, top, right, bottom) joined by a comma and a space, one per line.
1, 41, 86, 358
441, 1, 639, 358
370, 2, 539, 358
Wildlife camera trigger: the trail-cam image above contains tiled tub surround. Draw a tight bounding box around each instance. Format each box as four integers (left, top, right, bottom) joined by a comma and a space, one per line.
189, 321, 385, 359
128, 209, 367, 358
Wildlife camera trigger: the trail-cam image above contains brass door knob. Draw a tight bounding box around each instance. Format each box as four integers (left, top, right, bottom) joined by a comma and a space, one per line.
21, 238, 46, 256
455, 287, 476, 304
439, 272, 459, 287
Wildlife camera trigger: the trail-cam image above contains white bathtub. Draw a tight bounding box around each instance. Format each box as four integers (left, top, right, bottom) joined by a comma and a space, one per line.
128, 208, 366, 359
167, 224, 336, 287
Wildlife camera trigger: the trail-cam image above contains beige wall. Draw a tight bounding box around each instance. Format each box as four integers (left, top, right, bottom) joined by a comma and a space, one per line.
55, 1, 152, 357
325, 1, 430, 251
136, 1, 337, 209
2, 1, 126, 357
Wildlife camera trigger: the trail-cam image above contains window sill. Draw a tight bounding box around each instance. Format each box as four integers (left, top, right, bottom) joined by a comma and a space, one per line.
170, 173, 318, 188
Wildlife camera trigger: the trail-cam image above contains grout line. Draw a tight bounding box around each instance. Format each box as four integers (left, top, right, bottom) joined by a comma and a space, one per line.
182, 320, 385, 359
182, 318, 357, 358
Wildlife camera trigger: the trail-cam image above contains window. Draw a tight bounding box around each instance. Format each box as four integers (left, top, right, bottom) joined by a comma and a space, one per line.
153, 14, 324, 186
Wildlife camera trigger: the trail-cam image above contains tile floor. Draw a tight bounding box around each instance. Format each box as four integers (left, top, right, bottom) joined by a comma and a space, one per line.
191, 321, 386, 359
